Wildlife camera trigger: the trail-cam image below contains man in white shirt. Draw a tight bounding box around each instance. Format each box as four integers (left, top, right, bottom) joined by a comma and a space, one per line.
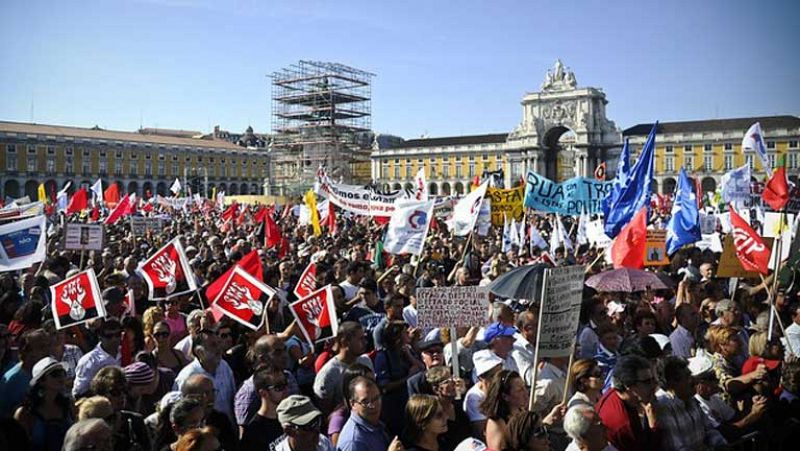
338, 262, 365, 301
512, 308, 538, 384
174, 328, 237, 425
784, 302, 800, 357
73, 319, 122, 398
670, 304, 700, 358
464, 350, 503, 441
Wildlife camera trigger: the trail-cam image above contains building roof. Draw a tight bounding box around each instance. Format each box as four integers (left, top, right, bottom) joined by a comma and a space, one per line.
398, 133, 508, 148
137, 127, 202, 138
0, 120, 247, 151
623, 115, 800, 136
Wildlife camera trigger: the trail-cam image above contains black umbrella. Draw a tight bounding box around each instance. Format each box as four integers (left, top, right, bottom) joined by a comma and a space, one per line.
487, 263, 551, 301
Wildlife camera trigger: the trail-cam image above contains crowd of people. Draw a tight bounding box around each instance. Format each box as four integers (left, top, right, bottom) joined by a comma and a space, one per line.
0, 198, 799, 451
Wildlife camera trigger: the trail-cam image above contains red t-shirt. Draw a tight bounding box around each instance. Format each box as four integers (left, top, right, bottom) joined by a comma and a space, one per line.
596, 388, 661, 451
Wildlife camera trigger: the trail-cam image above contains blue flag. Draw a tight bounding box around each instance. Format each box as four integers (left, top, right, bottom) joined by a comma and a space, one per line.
666, 168, 701, 255
604, 123, 657, 238
601, 138, 631, 218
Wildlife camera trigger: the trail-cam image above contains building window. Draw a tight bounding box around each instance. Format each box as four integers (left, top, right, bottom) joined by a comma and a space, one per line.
6, 144, 16, 171
767, 141, 775, 149
443, 165, 450, 178
221, 159, 227, 177
455, 155, 462, 162
172, 161, 179, 175
145, 160, 152, 176
455, 165, 462, 178
394, 166, 399, 179
768, 154, 776, 169
704, 144, 712, 152
482, 153, 489, 160
746, 154, 754, 169
685, 155, 694, 171
724, 154, 733, 171
789, 153, 798, 169
99, 150, 107, 175
405, 161, 411, 176
665, 156, 674, 172
115, 160, 123, 176
116, 150, 123, 159
665, 145, 673, 153
704, 155, 713, 171
382, 165, 388, 179
684, 145, 692, 152
65, 147, 73, 174
724, 143, 733, 151
789, 140, 798, 149
46, 153, 55, 173
158, 160, 165, 176
27, 146, 36, 172
469, 162, 475, 177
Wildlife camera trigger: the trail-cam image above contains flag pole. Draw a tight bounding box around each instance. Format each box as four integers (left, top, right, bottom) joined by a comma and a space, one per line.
561, 343, 576, 406
528, 268, 549, 412
758, 273, 793, 356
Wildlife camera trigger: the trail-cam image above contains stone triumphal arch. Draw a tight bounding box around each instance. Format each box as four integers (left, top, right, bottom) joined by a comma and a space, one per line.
506, 60, 621, 183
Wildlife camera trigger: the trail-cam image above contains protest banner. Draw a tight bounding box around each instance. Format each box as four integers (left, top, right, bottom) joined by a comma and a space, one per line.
487, 186, 524, 226
523, 171, 611, 215
0, 215, 47, 272
289, 285, 338, 346
717, 235, 774, 278
384, 199, 435, 256
433, 197, 456, 219
416, 286, 490, 328
138, 237, 197, 299
50, 268, 105, 330
64, 223, 104, 251
316, 171, 410, 217
212, 266, 277, 330
644, 229, 669, 266
294, 262, 318, 299
700, 213, 718, 235
130, 217, 163, 235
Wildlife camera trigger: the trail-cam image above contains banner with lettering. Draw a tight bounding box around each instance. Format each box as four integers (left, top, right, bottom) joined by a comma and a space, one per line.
523, 171, 611, 216
487, 186, 524, 226
315, 170, 411, 217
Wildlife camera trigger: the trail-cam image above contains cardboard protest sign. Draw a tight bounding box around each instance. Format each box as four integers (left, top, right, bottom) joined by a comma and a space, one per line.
289, 285, 338, 346
64, 223, 104, 251
699, 213, 718, 235
717, 235, 774, 278
416, 286, 490, 328
138, 237, 197, 299
537, 265, 586, 358
130, 217, 163, 235
644, 230, 670, 266
523, 171, 611, 215
212, 266, 277, 330
695, 233, 723, 253
50, 268, 105, 329
487, 186, 524, 226
0, 215, 47, 272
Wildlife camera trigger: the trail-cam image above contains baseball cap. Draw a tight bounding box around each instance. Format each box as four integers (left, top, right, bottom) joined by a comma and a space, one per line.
418, 338, 444, 352
277, 395, 322, 427
484, 322, 517, 343
30, 357, 67, 387
472, 349, 504, 378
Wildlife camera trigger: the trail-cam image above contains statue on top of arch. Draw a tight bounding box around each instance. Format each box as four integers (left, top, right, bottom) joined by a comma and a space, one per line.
541, 59, 578, 91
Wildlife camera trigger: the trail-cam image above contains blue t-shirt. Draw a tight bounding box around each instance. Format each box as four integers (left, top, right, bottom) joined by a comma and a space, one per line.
0, 362, 31, 416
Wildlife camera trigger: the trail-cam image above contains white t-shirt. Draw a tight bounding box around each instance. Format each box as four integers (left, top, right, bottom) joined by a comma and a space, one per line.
464, 384, 487, 422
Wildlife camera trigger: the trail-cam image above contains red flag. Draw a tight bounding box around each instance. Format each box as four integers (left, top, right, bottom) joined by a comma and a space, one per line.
289, 285, 338, 346
610, 206, 648, 269
104, 183, 120, 209
205, 250, 264, 304
265, 213, 282, 248
211, 266, 277, 330
693, 177, 704, 209
105, 194, 135, 225
729, 206, 771, 274
49, 268, 105, 329
90, 205, 100, 221
253, 206, 268, 224
472, 175, 481, 187
222, 202, 239, 222
280, 202, 293, 220
294, 262, 318, 299
138, 238, 197, 299
278, 237, 290, 259
326, 202, 337, 235
762, 163, 790, 211
66, 188, 88, 214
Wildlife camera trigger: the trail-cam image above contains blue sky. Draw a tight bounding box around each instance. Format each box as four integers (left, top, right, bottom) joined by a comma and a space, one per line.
1, 0, 798, 139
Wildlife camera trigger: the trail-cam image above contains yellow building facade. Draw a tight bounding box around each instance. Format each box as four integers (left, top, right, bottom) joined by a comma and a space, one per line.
0, 121, 270, 200
623, 116, 800, 193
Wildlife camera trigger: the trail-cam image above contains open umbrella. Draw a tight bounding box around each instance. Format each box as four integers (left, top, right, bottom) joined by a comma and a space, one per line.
585, 268, 672, 293
487, 263, 551, 300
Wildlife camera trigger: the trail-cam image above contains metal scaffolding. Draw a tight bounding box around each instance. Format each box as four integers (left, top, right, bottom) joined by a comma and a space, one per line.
270, 61, 374, 194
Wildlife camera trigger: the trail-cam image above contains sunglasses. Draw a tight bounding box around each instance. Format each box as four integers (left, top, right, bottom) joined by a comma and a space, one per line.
352, 396, 380, 409
267, 382, 289, 392
153, 331, 170, 338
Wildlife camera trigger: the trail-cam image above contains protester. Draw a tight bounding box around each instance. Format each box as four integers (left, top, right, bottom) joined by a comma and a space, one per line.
402, 394, 449, 451
337, 376, 402, 451
480, 369, 529, 450
13, 357, 74, 451
274, 394, 335, 451
0, 328, 50, 415
567, 359, 604, 409
73, 319, 123, 398
563, 404, 611, 451
62, 418, 113, 451
240, 365, 290, 450
151, 320, 188, 374
313, 321, 373, 414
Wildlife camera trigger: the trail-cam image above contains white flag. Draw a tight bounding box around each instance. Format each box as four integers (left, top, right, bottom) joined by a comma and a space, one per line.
476, 198, 491, 237
577, 213, 589, 246
384, 200, 435, 256
57, 182, 71, 213
720, 164, 751, 204
170, 178, 182, 195
742, 122, 771, 176
529, 223, 548, 252
550, 214, 573, 255
414, 168, 428, 201
502, 215, 513, 253
90, 179, 103, 202
446, 181, 488, 236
